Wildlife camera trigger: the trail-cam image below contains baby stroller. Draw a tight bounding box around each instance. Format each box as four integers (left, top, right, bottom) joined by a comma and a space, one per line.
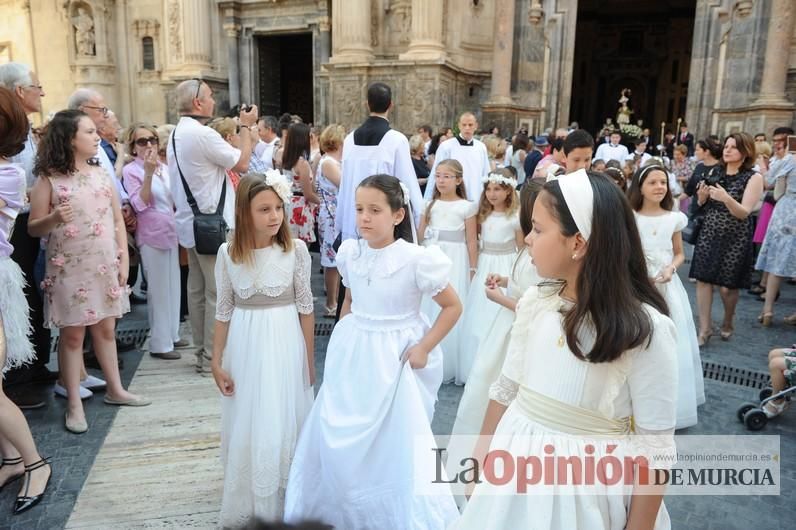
737, 385, 795, 430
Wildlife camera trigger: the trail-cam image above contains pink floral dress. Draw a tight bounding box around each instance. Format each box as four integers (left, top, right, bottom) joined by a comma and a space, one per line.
41, 166, 130, 328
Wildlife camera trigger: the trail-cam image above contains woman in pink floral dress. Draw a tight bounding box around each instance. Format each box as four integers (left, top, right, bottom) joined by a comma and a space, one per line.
282, 123, 319, 243
29, 110, 150, 434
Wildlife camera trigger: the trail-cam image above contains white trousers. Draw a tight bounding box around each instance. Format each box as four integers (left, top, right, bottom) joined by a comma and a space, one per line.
140, 244, 181, 353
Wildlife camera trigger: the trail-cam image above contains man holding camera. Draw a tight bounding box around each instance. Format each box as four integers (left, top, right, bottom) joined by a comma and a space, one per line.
167, 79, 258, 374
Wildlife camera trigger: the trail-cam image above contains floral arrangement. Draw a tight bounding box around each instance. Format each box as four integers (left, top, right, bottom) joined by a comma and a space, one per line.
619, 123, 643, 141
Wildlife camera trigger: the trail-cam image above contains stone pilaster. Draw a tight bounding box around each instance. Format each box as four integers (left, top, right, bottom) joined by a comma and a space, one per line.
754, 0, 794, 105
182, 0, 212, 68
224, 24, 241, 106
486, 0, 515, 105
319, 15, 331, 64
330, 0, 373, 63
399, 0, 445, 61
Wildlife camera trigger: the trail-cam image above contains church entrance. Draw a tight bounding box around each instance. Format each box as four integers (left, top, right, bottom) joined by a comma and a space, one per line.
569, 0, 696, 141
257, 33, 314, 122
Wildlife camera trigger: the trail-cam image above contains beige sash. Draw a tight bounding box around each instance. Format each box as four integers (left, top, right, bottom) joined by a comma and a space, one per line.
481, 240, 517, 255
234, 287, 294, 309
436, 229, 466, 243
515, 385, 633, 436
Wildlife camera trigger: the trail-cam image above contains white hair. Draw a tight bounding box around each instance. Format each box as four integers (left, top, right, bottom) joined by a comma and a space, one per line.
67, 88, 101, 110
0, 62, 33, 90
175, 79, 201, 113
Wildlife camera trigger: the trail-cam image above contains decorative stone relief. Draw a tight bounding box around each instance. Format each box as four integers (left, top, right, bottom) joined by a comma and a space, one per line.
333, 80, 363, 129
168, 0, 182, 60
734, 1, 753, 18
386, 0, 411, 46
529, 0, 544, 24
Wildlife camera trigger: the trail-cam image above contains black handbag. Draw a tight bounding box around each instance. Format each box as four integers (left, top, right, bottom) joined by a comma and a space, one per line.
171, 131, 229, 255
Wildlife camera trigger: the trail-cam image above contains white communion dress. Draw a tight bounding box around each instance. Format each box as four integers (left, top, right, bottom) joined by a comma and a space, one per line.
285, 238, 459, 530
420, 198, 479, 383
215, 240, 315, 527
635, 211, 704, 429
451, 252, 540, 437
451, 285, 678, 530
457, 210, 521, 384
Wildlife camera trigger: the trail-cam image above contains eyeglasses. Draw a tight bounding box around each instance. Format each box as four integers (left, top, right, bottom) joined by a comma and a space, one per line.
24, 84, 44, 92
82, 105, 109, 117
193, 78, 204, 100
134, 136, 159, 147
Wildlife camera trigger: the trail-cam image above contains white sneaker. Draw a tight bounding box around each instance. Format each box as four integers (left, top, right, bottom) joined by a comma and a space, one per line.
54, 383, 93, 400
81, 375, 107, 390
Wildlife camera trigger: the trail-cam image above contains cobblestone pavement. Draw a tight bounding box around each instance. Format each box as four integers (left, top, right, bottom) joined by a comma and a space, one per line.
3, 252, 793, 529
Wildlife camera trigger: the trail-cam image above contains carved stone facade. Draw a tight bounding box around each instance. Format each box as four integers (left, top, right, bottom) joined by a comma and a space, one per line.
1, 0, 794, 137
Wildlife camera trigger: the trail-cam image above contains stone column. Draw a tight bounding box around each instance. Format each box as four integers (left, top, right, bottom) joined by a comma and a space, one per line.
239, 27, 253, 104
225, 25, 241, 106
754, 0, 794, 105
182, 0, 212, 67
330, 0, 373, 62
319, 15, 332, 64
399, 0, 445, 61
487, 0, 516, 104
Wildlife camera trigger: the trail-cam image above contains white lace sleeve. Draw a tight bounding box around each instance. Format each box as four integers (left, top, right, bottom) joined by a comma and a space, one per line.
630, 426, 677, 470
293, 240, 314, 315
214, 244, 234, 322
488, 374, 519, 406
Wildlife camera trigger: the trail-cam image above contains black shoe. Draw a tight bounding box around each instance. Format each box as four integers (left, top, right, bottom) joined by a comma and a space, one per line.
7, 389, 46, 410
85, 353, 124, 370
28, 367, 59, 385
0, 457, 24, 491
129, 293, 147, 305
13, 457, 52, 515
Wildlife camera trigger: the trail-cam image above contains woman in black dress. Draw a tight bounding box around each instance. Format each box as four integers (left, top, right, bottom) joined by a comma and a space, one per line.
690, 132, 764, 345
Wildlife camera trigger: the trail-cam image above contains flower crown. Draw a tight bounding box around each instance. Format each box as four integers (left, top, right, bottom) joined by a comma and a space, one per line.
264, 169, 293, 205
482, 172, 518, 188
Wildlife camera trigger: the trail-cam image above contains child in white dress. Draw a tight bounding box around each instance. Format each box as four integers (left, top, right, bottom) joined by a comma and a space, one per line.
211, 173, 315, 526
285, 174, 461, 530
418, 159, 478, 384
452, 181, 541, 439
457, 168, 523, 383
629, 164, 704, 429
453, 171, 678, 530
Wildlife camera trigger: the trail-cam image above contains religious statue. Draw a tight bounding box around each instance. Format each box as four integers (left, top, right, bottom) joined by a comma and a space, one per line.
72, 7, 96, 57
617, 88, 633, 125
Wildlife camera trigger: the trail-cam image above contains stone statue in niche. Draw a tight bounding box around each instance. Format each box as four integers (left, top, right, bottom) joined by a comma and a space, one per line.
387, 0, 411, 46
72, 6, 96, 56
616, 88, 633, 125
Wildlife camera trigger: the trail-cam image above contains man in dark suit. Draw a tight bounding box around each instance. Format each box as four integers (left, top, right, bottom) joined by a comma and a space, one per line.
641, 128, 655, 155
676, 122, 695, 156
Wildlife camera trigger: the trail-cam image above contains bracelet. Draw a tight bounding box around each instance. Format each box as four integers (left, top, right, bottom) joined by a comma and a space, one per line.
469, 267, 477, 272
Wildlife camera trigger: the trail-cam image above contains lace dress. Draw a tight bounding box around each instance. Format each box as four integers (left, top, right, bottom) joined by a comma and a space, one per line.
285, 238, 459, 530
215, 240, 315, 526
689, 168, 755, 289
452, 286, 678, 530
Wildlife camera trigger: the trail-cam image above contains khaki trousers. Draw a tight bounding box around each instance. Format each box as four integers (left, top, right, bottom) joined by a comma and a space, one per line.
187, 248, 217, 354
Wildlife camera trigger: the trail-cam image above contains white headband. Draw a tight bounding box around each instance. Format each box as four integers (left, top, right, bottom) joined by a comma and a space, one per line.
553, 169, 594, 241
264, 169, 293, 205
482, 172, 518, 188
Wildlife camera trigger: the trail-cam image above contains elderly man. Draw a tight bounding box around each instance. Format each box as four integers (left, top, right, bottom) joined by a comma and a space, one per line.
255, 115, 280, 170
167, 79, 258, 373
0, 62, 55, 409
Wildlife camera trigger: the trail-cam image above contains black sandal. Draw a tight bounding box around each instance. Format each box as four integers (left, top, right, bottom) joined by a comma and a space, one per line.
13, 457, 52, 515
0, 457, 24, 491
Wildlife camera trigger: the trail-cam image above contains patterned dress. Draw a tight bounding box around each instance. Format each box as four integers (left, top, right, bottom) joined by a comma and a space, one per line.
41, 166, 130, 328
689, 168, 756, 289
755, 154, 796, 277
285, 164, 316, 244
315, 155, 340, 268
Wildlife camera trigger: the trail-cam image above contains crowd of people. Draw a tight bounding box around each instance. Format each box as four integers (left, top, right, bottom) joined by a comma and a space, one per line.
0, 67, 793, 530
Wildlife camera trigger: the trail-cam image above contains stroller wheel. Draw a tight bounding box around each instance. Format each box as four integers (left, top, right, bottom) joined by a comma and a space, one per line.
759, 387, 773, 401
737, 402, 758, 422
743, 409, 768, 431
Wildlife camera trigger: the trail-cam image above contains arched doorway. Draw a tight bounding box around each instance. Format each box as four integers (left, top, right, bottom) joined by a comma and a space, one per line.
569, 0, 696, 142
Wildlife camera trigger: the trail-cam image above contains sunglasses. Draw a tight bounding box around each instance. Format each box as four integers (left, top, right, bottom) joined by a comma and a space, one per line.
134, 136, 159, 147
193, 78, 203, 100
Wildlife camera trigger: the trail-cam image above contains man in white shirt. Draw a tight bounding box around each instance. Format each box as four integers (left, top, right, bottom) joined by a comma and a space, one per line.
255, 115, 279, 170
167, 79, 258, 372
594, 130, 629, 164
418, 124, 432, 159
0, 62, 57, 408
424, 112, 491, 201
628, 138, 652, 169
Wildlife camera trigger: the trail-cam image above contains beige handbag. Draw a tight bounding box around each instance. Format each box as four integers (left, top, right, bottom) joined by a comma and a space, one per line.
773, 175, 787, 201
